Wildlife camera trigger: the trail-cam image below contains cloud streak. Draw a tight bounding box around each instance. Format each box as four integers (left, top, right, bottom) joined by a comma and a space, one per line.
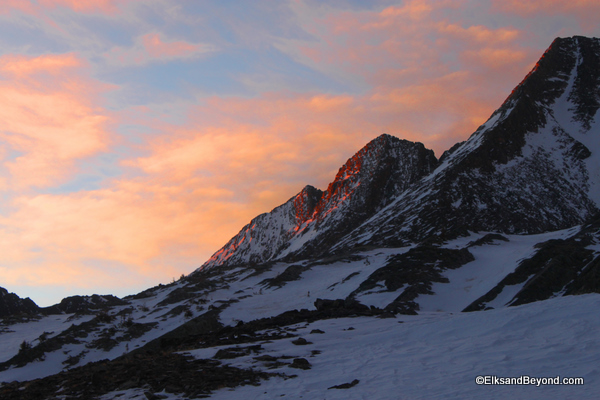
0, 0, 129, 15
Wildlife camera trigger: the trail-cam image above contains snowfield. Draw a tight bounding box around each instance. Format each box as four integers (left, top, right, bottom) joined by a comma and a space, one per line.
94, 293, 600, 400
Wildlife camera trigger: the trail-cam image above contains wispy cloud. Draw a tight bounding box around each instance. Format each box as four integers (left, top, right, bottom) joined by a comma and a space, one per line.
104, 32, 215, 66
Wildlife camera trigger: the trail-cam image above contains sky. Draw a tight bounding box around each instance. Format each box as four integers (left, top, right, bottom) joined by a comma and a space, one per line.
0, 0, 599, 307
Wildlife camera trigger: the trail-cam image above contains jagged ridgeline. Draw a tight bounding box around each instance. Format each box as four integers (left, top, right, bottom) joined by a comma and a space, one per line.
202, 135, 438, 268
202, 36, 600, 270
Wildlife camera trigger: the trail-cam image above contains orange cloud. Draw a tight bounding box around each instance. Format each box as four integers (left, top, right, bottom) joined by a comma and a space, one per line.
438, 23, 521, 44
283, 0, 535, 153
0, 53, 111, 189
0, 52, 81, 77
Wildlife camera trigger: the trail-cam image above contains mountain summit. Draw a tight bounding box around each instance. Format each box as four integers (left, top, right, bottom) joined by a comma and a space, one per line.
202, 134, 437, 268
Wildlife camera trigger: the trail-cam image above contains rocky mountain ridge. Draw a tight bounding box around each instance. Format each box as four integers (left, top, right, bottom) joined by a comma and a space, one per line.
204, 35, 600, 268
202, 134, 437, 268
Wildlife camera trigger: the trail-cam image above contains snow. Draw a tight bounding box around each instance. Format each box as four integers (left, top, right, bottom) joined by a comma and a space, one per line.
0, 314, 92, 363
417, 229, 580, 312
1, 234, 599, 399
186, 294, 600, 400
218, 247, 411, 325
537, 42, 600, 208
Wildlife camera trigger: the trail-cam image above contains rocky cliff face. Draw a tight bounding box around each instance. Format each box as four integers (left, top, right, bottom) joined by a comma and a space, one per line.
202, 134, 437, 268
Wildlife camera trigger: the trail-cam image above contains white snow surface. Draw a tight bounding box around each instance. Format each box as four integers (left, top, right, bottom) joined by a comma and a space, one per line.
100, 293, 600, 400
0, 314, 92, 363
417, 228, 580, 312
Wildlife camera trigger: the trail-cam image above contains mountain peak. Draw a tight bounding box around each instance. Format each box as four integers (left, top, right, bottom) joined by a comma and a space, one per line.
203, 35, 600, 269
201, 134, 437, 269
336, 36, 600, 250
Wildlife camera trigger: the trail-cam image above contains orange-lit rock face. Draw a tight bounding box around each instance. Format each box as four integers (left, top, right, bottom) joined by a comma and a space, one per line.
202, 134, 438, 268
292, 185, 322, 227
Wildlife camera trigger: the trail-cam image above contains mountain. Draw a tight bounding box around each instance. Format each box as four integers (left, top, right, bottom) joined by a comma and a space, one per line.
1, 36, 600, 399
205, 36, 600, 267
336, 35, 600, 250
202, 135, 437, 268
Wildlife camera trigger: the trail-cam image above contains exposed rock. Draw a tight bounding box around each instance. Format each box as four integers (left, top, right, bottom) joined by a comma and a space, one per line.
291, 337, 310, 345
328, 379, 360, 389
44, 294, 129, 315
0, 352, 279, 399
0, 287, 40, 319
289, 358, 311, 370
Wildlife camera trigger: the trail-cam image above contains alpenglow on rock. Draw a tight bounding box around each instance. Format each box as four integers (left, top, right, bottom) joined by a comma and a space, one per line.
202, 134, 437, 268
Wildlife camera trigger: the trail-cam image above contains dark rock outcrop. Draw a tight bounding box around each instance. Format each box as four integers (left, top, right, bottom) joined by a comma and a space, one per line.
43, 294, 129, 315
0, 287, 40, 318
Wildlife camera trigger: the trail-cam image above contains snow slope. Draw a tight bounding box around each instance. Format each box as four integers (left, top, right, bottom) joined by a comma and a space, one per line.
96, 293, 600, 400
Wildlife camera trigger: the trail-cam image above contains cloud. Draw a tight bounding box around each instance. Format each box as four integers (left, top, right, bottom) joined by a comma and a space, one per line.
0, 53, 112, 189
0, 0, 37, 15
104, 32, 214, 66
38, 0, 123, 14
276, 0, 536, 152
492, 0, 600, 32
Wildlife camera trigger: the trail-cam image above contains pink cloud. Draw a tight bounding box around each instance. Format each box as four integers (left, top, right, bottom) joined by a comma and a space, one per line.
38, 0, 122, 14
141, 33, 204, 59
0, 0, 37, 15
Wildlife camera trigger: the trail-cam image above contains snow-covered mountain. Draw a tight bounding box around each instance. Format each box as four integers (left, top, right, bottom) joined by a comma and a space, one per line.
205, 35, 600, 266
2, 36, 600, 399
338, 35, 600, 250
